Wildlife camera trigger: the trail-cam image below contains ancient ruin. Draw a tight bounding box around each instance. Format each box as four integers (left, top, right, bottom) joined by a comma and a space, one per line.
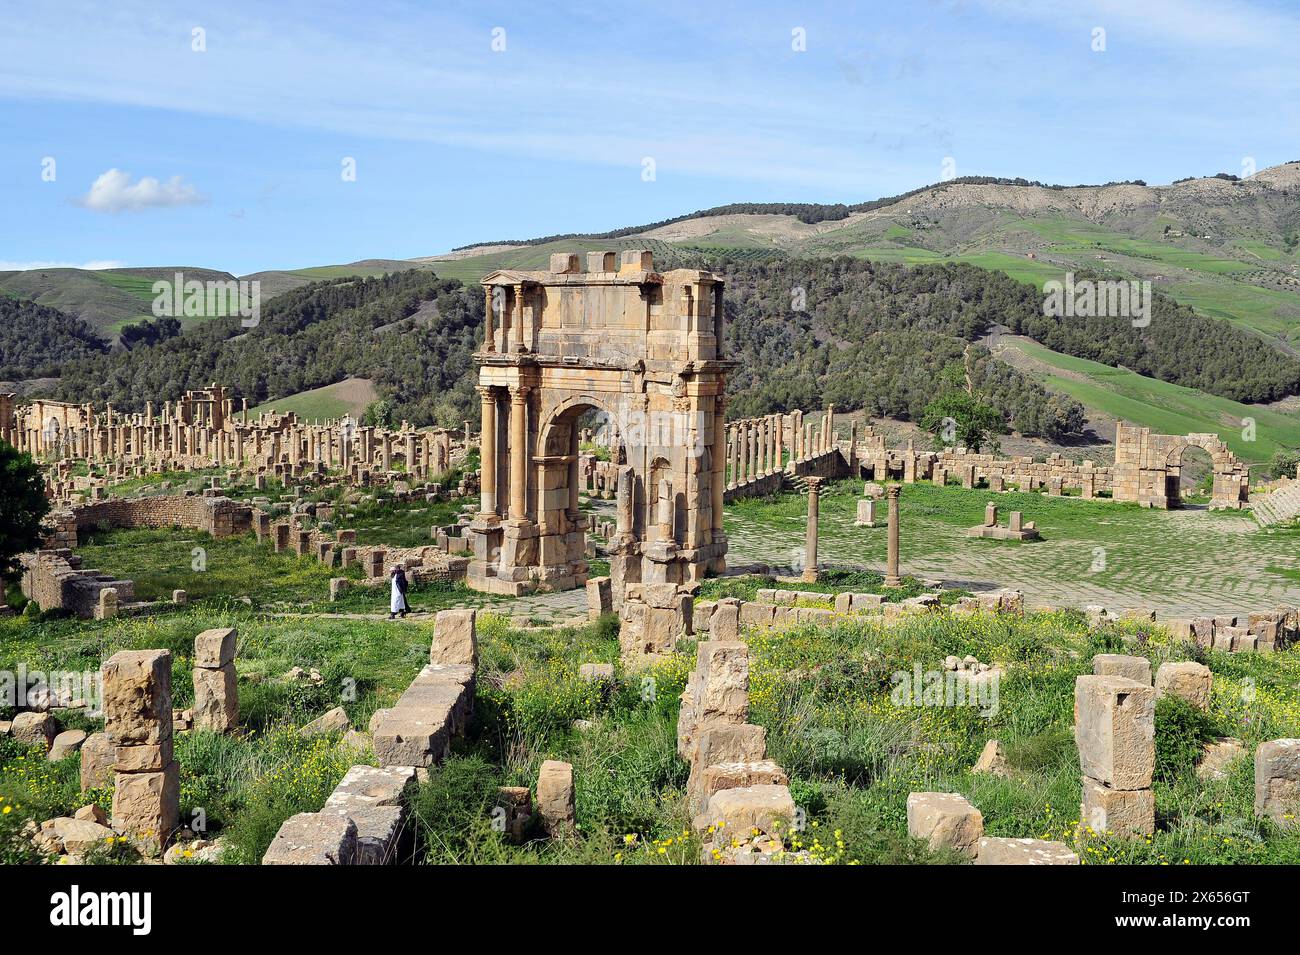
467, 250, 730, 595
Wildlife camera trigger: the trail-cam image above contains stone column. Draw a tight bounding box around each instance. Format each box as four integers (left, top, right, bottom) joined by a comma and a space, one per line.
512, 284, 526, 353
479, 387, 498, 517
483, 286, 496, 352
193, 628, 238, 734
508, 386, 529, 521
803, 477, 822, 583
728, 426, 739, 490
104, 649, 179, 856
885, 484, 901, 587
711, 400, 726, 534
775, 413, 785, 473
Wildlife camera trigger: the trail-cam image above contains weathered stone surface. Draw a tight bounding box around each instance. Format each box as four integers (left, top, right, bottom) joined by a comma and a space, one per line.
192, 664, 239, 733
300, 706, 351, 738
430, 608, 477, 667
114, 737, 173, 773
695, 761, 788, 812
1092, 653, 1152, 686
49, 729, 87, 761
974, 837, 1079, 865
1197, 738, 1245, 781
74, 803, 108, 825
1081, 775, 1155, 836
711, 599, 741, 641
694, 641, 749, 724
585, 576, 612, 619
103, 649, 172, 746
193, 627, 237, 668
701, 784, 795, 838
1075, 675, 1155, 791
111, 761, 180, 854
971, 739, 1010, 776
80, 731, 114, 791
320, 765, 417, 865
537, 759, 576, 835
263, 812, 358, 865
906, 792, 984, 857
1255, 738, 1300, 826
52, 816, 115, 855
11, 711, 57, 751
1154, 661, 1212, 711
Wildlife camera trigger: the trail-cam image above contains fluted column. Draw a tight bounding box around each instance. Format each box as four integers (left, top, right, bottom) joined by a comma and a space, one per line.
483, 287, 496, 352
508, 385, 529, 520
479, 387, 497, 517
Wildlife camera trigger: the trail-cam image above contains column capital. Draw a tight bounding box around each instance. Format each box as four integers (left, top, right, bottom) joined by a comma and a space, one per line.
508, 384, 531, 401
886, 483, 901, 499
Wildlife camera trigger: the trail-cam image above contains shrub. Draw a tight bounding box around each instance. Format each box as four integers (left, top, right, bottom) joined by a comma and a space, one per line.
1154, 695, 1218, 783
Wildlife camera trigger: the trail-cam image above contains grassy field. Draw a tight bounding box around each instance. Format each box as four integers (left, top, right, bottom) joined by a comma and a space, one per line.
4, 587, 1298, 865
724, 477, 1300, 617
996, 336, 1300, 460
247, 379, 379, 422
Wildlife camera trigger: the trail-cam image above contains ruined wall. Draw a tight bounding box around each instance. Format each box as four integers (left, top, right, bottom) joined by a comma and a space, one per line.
20, 550, 134, 618
71, 495, 254, 539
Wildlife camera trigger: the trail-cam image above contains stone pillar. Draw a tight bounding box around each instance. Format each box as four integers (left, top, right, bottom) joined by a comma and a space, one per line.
508, 386, 529, 521
483, 286, 496, 352
1075, 675, 1155, 836
193, 628, 238, 734
711, 401, 726, 535
512, 284, 526, 353
104, 649, 179, 856
885, 484, 901, 587
803, 477, 822, 583
479, 387, 497, 517
775, 413, 784, 473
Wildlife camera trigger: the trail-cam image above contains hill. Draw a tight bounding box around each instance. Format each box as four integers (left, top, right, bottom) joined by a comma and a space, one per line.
248, 378, 378, 421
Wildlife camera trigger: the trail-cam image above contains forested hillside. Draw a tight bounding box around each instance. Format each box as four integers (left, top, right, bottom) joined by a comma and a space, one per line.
52, 271, 482, 427
721, 259, 1087, 438
721, 257, 1300, 433
0, 297, 109, 379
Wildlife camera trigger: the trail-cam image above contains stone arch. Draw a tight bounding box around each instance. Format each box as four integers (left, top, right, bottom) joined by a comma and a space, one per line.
466, 251, 730, 595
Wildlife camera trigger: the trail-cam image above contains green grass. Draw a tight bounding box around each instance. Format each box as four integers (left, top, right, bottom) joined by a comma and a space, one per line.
247, 380, 378, 422
999, 337, 1300, 460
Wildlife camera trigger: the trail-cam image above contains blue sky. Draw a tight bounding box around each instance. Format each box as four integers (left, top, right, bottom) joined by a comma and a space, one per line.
1, 0, 1297, 275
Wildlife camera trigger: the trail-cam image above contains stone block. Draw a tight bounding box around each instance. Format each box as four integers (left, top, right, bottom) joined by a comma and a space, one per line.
193, 627, 237, 668
1255, 738, 1300, 826
537, 759, 576, 835
701, 784, 795, 838
192, 664, 239, 733
263, 812, 357, 865
430, 609, 477, 667
1092, 653, 1151, 685
112, 761, 180, 855
11, 711, 57, 751
1075, 675, 1155, 790
1154, 661, 1212, 711
300, 706, 351, 738
694, 761, 788, 810
49, 729, 87, 761
103, 649, 172, 746
906, 792, 984, 858
1080, 775, 1154, 836
974, 837, 1079, 865
711, 599, 740, 640
80, 731, 115, 791
585, 576, 612, 619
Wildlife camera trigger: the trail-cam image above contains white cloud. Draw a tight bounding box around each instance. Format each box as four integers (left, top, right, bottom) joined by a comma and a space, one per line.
0, 259, 125, 271
78, 168, 205, 213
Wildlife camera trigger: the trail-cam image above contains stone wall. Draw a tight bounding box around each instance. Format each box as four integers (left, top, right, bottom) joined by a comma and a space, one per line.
19, 550, 134, 619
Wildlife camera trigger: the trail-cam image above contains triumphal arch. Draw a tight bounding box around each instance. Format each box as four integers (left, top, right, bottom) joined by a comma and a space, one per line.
466, 249, 731, 595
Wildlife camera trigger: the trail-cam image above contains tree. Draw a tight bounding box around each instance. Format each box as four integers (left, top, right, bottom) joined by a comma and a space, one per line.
920, 392, 1003, 453
0, 443, 50, 581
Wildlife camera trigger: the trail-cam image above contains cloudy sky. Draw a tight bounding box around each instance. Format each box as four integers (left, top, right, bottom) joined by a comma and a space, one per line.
1, 0, 1297, 275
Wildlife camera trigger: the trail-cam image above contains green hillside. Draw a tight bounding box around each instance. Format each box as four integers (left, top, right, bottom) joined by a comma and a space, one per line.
996, 336, 1300, 461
